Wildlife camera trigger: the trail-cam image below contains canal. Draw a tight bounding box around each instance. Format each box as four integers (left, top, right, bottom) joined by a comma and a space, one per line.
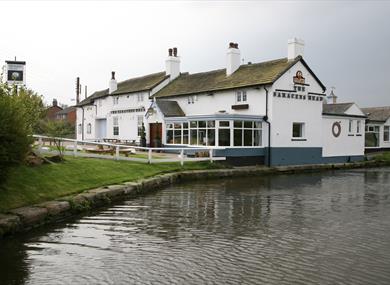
1, 167, 390, 284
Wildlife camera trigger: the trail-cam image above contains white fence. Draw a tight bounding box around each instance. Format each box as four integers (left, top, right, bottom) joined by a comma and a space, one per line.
33, 135, 226, 165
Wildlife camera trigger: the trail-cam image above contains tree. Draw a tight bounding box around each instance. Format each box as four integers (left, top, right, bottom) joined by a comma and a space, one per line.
40, 120, 75, 160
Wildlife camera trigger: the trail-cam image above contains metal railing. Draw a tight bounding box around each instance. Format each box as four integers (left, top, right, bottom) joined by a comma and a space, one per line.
32, 135, 226, 165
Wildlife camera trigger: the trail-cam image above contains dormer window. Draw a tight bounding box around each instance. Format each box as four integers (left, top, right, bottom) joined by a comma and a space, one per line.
236, 90, 247, 103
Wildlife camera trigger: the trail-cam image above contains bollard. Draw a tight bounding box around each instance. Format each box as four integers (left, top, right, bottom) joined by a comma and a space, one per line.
209, 149, 213, 163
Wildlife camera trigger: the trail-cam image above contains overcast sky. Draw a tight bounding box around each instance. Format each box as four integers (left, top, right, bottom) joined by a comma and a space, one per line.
0, 1, 389, 108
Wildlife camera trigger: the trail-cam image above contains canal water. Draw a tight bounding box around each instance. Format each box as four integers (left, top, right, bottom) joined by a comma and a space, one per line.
1, 168, 390, 285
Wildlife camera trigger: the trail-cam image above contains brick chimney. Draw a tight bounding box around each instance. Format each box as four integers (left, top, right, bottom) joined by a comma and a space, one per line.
226, 42, 241, 76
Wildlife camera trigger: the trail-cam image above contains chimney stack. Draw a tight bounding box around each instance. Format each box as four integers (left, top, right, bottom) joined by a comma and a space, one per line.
165, 47, 180, 80
109, 71, 117, 94
76, 77, 80, 104
288, 38, 305, 60
226, 42, 241, 76
327, 88, 338, 104
53, 98, 58, 107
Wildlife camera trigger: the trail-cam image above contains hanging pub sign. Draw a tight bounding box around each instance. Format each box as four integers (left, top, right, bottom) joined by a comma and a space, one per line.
293, 70, 305, 84
5, 60, 26, 86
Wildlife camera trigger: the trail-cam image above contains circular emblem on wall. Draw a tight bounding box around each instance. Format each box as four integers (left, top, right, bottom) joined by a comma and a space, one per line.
332, 122, 341, 137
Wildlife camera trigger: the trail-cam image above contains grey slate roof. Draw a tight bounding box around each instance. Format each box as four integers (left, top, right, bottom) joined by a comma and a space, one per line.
153, 56, 326, 98
78, 72, 168, 106
322, 103, 354, 115
156, 100, 185, 117
362, 106, 390, 122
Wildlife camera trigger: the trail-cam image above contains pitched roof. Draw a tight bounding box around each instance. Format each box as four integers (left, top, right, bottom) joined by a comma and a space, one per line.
322, 103, 354, 115
56, 106, 76, 115
78, 72, 168, 106
362, 106, 390, 122
153, 56, 325, 98
156, 100, 185, 117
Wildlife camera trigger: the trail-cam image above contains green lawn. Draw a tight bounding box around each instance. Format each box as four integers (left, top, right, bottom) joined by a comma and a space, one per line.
0, 157, 224, 212
373, 151, 390, 162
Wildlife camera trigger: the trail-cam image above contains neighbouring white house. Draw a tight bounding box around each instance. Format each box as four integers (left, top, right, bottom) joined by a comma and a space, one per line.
361, 106, 390, 152
77, 39, 366, 166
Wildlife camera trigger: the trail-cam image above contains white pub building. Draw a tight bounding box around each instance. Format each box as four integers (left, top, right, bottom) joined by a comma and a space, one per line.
77, 39, 366, 166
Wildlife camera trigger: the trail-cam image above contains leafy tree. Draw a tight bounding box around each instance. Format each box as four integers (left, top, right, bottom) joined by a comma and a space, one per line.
40, 120, 75, 160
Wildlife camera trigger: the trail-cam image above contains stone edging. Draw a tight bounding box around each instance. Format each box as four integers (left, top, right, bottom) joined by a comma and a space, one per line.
0, 160, 389, 238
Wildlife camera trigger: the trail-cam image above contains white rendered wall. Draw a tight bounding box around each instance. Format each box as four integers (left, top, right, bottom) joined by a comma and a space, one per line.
166, 88, 267, 117
269, 60, 325, 148
322, 116, 365, 157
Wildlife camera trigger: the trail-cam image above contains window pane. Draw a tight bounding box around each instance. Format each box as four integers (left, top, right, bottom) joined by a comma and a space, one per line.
219, 129, 231, 146
198, 129, 207, 145
207, 121, 215, 128
190, 129, 197, 145
234, 121, 242, 128
166, 123, 173, 129
166, 130, 173, 144
198, 121, 206, 128
183, 130, 189, 144
219, 121, 230, 127
183, 122, 188, 129
244, 121, 252, 128
254, 121, 261, 129
190, 121, 197, 128
254, 129, 262, 146
174, 130, 182, 144
365, 133, 379, 147
174, 123, 181, 129
207, 129, 215, 146
244, 130, 252, 146
234, 129, 243, 146
293, 123, 302, 138
384, 126, 390, 142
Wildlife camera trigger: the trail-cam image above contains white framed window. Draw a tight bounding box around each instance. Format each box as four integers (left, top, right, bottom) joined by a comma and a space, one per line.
357, 120, 361, 134
233, 120, 262, 147
236, 90, 247, 103
113, 97, 119, 105
87, 123, 92, 134
137, 115, 144, 137
349, 120, 353, 133
292, 122, 305, 138
113, 116, 119, 136
137, 93, 144, 102
384, 126, 390, 142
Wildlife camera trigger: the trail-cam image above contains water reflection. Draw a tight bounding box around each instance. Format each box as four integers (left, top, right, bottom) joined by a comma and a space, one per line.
1, 168, 390, 284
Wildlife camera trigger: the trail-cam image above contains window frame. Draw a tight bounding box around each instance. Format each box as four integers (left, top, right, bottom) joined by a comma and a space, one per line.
292, 122, 305, 139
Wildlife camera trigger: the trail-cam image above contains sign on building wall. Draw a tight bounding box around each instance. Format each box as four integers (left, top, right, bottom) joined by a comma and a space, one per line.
5, 60, 26, 86
293, 70, 305, 85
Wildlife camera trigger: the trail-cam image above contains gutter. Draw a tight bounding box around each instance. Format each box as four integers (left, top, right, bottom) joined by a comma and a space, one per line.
263, 86, 271, 167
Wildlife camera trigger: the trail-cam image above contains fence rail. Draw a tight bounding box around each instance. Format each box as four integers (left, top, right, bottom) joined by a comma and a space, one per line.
32, 135, 226, 165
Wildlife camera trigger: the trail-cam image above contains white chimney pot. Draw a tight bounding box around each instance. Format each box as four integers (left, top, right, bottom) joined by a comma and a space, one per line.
288, 38, 305, 60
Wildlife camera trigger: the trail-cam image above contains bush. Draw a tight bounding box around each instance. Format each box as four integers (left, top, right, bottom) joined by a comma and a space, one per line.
0, 94, 32, 184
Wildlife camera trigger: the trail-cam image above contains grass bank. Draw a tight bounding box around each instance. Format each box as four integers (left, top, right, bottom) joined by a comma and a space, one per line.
0, 157, 225, 212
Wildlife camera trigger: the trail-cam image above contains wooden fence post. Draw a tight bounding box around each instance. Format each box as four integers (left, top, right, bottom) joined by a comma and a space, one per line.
209, 149, 213, 163
73, 141, 78, 157
148, 149, 152, 164
38, 136, 43, 153
180, 149, 184, 166
116, 145, 120, 160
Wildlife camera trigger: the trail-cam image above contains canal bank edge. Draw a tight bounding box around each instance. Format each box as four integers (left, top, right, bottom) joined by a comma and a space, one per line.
1, 160, 389, 238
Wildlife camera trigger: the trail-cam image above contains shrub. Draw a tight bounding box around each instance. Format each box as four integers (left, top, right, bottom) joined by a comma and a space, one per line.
0, 94, 31, 184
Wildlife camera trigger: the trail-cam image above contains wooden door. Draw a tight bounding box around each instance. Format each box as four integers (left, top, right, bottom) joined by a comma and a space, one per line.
149, 123, 162, 147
